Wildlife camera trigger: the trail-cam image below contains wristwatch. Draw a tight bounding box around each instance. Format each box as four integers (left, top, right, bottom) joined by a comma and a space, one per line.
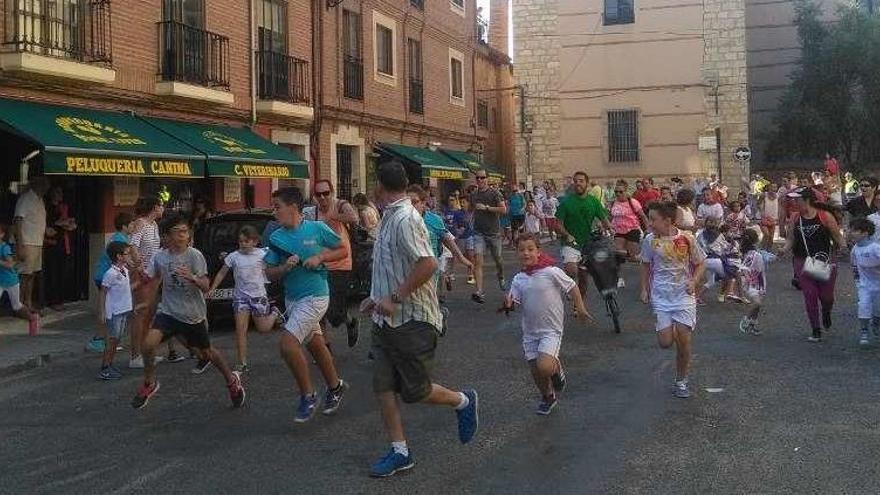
390, 291, 403, 304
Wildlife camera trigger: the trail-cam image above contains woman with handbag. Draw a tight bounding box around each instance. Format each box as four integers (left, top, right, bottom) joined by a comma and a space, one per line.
779, 187, 846, 342
610, 181, 648, 260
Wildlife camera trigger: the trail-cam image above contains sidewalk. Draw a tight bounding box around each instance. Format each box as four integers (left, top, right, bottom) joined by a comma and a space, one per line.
0, 302, 97, 376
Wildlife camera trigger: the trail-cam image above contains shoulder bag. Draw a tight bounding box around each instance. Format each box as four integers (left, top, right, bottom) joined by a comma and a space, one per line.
799, 217, 832, 282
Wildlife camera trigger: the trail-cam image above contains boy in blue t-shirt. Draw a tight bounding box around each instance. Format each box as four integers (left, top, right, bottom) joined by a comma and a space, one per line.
0, 224, 38, 323
87, 212, 136, 353
264, 187, 350, 423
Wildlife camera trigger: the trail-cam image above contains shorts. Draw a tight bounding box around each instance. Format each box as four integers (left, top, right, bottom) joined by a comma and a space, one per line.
1, 284, 23, 311
106, 311, 131, 339
614, 229, 642, 243
458, 237, 474, 253
16, 244, 42, 275
544, 217, 559, 233
561, 245, 582, 264
372, 320, 438, 404
510, 215, 525, 232
232, 292, 272, 316
438, 256, 450, 273
760, 217, 776, 228
857, 287, 880, 320
326, 271, 351, 327
284, 295, 329, 344
152, 313, 211, 350
473, 233, 502, 260
654, 306, 697, 332
523, 331, 562, 361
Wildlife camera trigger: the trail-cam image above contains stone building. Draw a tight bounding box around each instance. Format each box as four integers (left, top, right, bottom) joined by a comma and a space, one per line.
513, 0, 750, 189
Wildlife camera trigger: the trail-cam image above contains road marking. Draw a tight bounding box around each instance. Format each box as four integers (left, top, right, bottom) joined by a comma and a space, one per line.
108, 461, 181, 495
39, 466, 116, 491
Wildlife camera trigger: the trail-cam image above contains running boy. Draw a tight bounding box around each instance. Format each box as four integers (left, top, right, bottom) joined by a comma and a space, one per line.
849, 218, 880, 346
208, 225, 281, 372
738, 229, 766, 335
131, 213, 245, 409
502, 233, 590, 415
640, 201, 706, 399
87, 211, 135, 353
0, 224, 38, 324
97, 241, 136, 380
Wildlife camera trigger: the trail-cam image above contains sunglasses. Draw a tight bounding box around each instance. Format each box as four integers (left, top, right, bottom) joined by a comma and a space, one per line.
861, 184, 872, 188
315, 191, 332, 197
475, 176, 488, 180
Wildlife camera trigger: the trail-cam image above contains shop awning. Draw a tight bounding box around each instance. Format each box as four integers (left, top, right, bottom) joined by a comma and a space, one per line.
440, 148, 506, 180
142, 118, 309, 179
377, 143, 470, 180
0, 98, 205, 177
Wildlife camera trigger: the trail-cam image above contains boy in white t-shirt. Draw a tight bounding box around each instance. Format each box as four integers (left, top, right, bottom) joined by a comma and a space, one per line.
849, 218, 880, 346
208, 225, 282, 372
502, 233, 590, 415
640, 201, 706, 399
97, 241, 137, 380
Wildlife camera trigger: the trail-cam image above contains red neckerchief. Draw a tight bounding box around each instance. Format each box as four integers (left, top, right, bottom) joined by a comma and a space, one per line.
522, 253, 557, 275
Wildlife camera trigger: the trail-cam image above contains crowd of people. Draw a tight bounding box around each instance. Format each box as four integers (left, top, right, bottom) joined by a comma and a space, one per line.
5, 154, 880, 478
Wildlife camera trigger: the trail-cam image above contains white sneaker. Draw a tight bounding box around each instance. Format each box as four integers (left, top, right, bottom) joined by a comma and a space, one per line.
674, 380, 691, 399
859, 329, 870, 346
129, 355, 144, 369
153, 355, 165, 364
617, 277, 625, 289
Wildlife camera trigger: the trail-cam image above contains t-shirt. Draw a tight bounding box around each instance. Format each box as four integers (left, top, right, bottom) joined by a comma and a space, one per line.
555, 193, 608, 247
423, 211, 449, 259
610, 198, 642, 235
697, 202, 724, 221
847, 197, 874, 220
633, 188, 660, 207
0, 242, 18, 288
524, 211, 542, 234
542, 196, 558, 218
13, 190, 46, 246
224, 248, 269, 298
852, 241, 880, 290
589, 184, 605, 204
147, 247, 209, 324
305, 203, 353, 272
101, 264, 132, 318
93, 232, 130, 284
264, 220, 341, 301
677, 206, 696, 229
741, 250, 766, 295
509, 266, 576, 336
130, 220, 161, 273
508, 192, 525, 217
470, 188, 505, 235
640, 230, 707, 311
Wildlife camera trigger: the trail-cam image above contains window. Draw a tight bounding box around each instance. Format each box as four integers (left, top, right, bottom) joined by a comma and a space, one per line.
408, 38, 423, 114
604, 0, 634, 25
607, 110, 639, 162
342, 10, 363, 99
257, 0, 287, 53
372, 11, 397, 84
451, 0, 465, 15
449, 48, 464, 103
376, 25, 393, 75
477, 100, 489, 128
490, 107, 498, 131
162, 0, 205, 26
410, 0, 424, 10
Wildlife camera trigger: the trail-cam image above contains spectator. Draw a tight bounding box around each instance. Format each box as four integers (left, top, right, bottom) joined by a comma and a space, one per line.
43, 185, 77, 310
13, 177, 49, 312
352, 193, 380, 240
633, 180, 660, 207
824, 153, 839, 176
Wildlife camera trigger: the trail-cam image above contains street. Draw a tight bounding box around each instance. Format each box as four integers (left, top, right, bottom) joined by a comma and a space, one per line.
2, 251, 880, 494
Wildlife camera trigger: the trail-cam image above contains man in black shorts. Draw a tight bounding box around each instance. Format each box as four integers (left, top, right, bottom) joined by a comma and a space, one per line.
131, 213, 245, 410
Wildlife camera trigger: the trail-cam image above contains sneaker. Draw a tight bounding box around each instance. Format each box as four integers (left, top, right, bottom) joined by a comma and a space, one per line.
322, 379, 348, 415
749, 324, 762, 336
228, 371, 246, 408
449, 273, 456, 282
739, 316, 753, 334
822, 309, 832, 330
807, 330, 822, 343
131, 381, 160, 409
455, 389, 479, 444
551, 361, 566, 393
471, 292, 485, 304
294, 393, 318, 423
234, 363, 250, 373
445, 277, 453, 292
167, 350, 186, 363
536, 396, 558, 415
791, 278, 801, 290
85, 337, 106, 353
191, 358, 212, 375
128, 355, 144, 369
717, 294, 725, 303
674, 380, 691, 399
346, 317, 359, 348
617, 277, 625, 289
466, 275, 475, 285
498, 278, 507, 291
153, 355, 165, 365
370, 448, 415, 478
97, 366, 122, 380
439, 306, 450, 337
859, 329, 870, 346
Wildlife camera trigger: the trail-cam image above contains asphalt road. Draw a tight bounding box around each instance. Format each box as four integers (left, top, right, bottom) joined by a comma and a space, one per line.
2, 249, 879, 494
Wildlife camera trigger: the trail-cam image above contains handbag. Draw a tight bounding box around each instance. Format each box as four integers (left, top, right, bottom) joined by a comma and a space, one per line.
799, 217, 832, 282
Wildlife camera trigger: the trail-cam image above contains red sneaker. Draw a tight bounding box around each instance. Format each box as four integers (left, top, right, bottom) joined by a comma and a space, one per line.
131, 381, 160, 409
228, 371, 246, 408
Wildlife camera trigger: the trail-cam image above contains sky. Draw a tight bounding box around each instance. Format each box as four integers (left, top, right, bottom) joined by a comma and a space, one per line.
477, 0, 515, 58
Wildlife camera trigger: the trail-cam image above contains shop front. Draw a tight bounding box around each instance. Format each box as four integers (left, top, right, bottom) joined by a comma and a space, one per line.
374, 143, 470, 203
440, 148, 507, 187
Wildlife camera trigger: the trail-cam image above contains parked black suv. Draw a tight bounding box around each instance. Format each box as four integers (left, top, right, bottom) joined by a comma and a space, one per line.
193, 210, 283, 331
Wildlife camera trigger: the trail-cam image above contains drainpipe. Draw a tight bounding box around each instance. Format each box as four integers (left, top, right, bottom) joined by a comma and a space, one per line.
249, 0, 257, 127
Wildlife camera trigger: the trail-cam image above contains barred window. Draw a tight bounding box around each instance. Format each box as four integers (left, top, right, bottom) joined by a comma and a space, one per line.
604, 0, 634, 25
607, 110, 639, 162
376, 25, 393, 76
477, 100, 489, 128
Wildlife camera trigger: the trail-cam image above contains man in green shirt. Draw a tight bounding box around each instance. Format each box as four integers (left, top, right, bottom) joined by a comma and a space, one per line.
555, 171, 612, 298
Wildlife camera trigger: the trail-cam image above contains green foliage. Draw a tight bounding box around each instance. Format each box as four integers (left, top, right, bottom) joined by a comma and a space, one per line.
766, 2, 880, 170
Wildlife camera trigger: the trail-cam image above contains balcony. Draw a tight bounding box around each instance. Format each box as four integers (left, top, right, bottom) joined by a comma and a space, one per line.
343, 55, 363, 100
255, 50, 312, 120
409, 78, 423, 114
1, 0, 115, 84
156, 20, 233, 105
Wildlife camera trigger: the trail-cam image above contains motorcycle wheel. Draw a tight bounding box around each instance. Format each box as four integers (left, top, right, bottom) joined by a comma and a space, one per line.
606, 294, 622, 333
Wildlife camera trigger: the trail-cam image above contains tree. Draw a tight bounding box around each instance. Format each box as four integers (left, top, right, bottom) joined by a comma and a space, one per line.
765, 2, 880, 170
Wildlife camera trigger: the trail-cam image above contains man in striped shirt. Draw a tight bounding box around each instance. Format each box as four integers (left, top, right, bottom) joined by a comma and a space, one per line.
360, 160, 479, 478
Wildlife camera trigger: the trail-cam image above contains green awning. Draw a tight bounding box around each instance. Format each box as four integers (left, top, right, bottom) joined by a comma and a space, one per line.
378, 143, 469, 180
0, 98, 205, 177
440, 148, 506, 180
142, 118, 309, 179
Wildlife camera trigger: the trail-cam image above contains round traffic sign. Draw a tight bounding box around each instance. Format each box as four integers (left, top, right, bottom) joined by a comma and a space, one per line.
733, 146, 751, 162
